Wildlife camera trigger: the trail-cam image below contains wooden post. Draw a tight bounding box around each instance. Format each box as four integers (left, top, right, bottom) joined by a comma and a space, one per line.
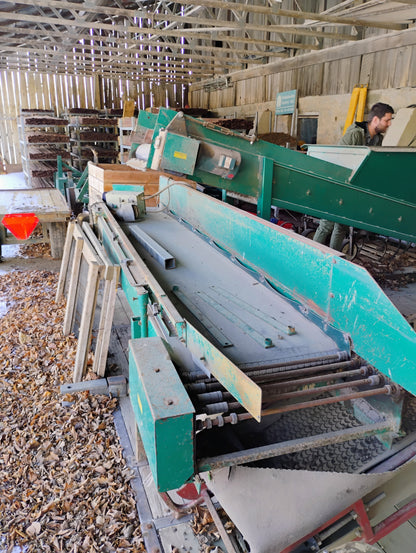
63, 236, 84, 335
73, 261, 100, 382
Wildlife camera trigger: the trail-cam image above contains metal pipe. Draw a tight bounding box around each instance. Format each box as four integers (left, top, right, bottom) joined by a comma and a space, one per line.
193, 367, 368, 405
246, 358, 361, 381
193, 368, 369, 408
181, 359, 365, 392
197, 421, 393, 472
262, 376, 380, 402
181, 353, 352, 383
198, 386, 393, 428
159, 492, 204, 519
200, 379, 381, 415
263, 386, 393, 416
240, 352, 351, 374
196, 391, 225, 404
259, 367, 368, 391
198, 374, 378, 414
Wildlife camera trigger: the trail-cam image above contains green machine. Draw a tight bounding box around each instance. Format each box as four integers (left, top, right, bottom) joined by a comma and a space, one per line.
140, 108, 416, 243
54, 156, 89, 206
91, 178, 416, 552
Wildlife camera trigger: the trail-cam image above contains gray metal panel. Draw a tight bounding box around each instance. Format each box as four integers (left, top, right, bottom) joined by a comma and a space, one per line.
127, 212, 344, 368
203, 466, 393, 553
307, 145, 368, 171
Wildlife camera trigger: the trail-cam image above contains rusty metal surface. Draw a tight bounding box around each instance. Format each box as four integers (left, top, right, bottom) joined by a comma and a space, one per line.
197, 422, 393, 472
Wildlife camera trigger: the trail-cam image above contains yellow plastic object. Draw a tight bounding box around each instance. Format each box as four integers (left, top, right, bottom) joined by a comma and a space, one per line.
343, 86, 360, 135
123, 99, 135, 117
356, 86, 368, 122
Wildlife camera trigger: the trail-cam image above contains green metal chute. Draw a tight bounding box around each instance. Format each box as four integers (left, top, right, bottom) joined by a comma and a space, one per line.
143, 108, 416, 243
160, 182, 416, 397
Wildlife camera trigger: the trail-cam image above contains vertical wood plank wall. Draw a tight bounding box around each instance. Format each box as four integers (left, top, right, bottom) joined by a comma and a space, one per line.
190, 38, 416, 120
0, 70, 186, 164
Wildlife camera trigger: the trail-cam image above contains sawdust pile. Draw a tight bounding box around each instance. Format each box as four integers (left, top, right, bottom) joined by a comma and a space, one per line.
0, 270, 144, 553
258, 132, 298, 148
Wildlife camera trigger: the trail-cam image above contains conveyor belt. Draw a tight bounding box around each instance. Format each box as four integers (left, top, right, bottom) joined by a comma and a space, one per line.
126, 212, 346, 369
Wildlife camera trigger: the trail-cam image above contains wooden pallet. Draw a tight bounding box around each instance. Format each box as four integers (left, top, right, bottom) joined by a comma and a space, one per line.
56, 219, 120, 382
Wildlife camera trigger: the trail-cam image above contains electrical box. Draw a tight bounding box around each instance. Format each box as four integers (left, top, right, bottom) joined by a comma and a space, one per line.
160, 132, 200, 174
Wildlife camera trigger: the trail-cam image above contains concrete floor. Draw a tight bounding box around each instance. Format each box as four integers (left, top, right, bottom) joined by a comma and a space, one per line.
0, 171, 26, 189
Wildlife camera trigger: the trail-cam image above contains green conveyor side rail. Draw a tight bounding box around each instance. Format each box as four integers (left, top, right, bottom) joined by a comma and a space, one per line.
160, 183, 416, 397
148, 108, 416, 243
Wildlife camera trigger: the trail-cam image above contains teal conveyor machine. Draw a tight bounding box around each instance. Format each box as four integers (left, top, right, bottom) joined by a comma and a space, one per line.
136, 107, 416, 243
92, 112, 416, 552
92, 181, 416, 496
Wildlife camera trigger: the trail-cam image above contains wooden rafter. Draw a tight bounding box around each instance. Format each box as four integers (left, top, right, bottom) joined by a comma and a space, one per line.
0, 37, 262, 68
0, 25, 289, 61
3, 0, 404, 31
0, 4, 358, 42
0, 0, 412, 82
0, 45, 233, 75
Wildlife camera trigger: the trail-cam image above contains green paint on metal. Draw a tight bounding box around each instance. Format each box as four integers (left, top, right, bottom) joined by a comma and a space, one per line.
76, 166, 89, 204
161, 184, 416, 397
54, 156, 88, 204
129, 337, 195, 492
149, 108, 416, 242
161, 133, 200, 174
352, 394, 403, 449
95, 205, 186, 340
131, 316, 141, 339
185, 321, 262, 421
138, 110, 158, 129
257, 156, 273, 219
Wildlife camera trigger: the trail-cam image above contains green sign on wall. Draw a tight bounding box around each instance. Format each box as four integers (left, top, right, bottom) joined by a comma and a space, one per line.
276, 89, 297, 115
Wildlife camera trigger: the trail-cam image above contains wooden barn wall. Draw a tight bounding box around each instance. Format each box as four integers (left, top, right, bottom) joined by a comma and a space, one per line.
190, 40, 416, 115
0, 70, 185, 164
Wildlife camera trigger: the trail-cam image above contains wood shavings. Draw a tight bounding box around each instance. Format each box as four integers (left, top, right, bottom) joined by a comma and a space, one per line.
0, 270, 145, 553
18, 242, 52, 259
354, 243, 416, 289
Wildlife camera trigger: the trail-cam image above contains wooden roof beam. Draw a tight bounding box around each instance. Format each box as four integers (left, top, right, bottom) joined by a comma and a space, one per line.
0, 44, 238, 72
6, 0, 403, 31
0, 54, 204, 74
177, 0, 404, 31
0, 33, 259, 66
0, 59, 195, 82
0, 52, 212, 75
0, 2, 358, 42
0, 24, 298, 58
